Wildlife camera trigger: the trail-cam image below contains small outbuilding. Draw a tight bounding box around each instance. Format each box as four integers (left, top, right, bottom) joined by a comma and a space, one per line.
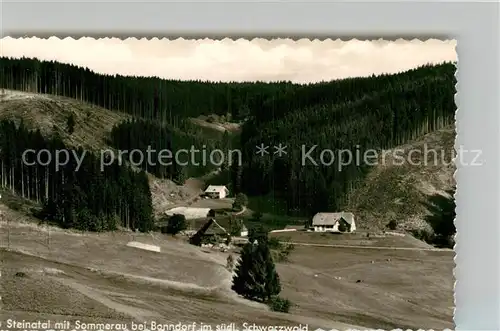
204, 185, 229, 199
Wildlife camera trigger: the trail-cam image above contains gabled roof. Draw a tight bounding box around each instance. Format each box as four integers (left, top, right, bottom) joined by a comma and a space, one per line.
201, 218, 228, 235
204, 185, 229, 193
312, 212, 355, 226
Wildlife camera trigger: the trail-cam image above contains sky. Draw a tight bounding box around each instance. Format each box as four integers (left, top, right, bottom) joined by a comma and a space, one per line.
0, 37, 457, 84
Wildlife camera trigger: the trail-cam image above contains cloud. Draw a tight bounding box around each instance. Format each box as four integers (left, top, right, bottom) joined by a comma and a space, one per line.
0, 37, 456, 84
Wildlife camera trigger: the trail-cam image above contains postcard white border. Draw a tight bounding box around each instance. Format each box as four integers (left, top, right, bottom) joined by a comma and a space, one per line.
1, 1, 500, 330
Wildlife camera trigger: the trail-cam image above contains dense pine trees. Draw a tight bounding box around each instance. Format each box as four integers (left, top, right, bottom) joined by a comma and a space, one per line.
231, 239, 281, 302
0, 57, 291, 122
235, 63, 456, 216
422, 187, 456, 248
109, 118, 223, 180
0, 56, 457, 224
0, 119, 153, 232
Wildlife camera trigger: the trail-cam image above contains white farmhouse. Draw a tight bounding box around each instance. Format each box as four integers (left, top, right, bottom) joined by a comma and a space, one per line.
204, 185, 229, 199
311, 212, 356, 233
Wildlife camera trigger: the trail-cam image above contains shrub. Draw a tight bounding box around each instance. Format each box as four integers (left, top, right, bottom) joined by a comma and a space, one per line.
226, 254, 235, 270
268, 237, 295, 263
234, 193, 248, 208
164, 214, 187, 235
248, 224, 268, 243
206, 115, 218, 123
410, 228, 434, 243
276, 243, 295, 263
267, 237, 282, 249
229, 218, 243, 236
387, 220, 398, 230
338, 220, 348, 232
6, 200, 23, 211
251, 210, 263, 222
268, 296, 292, 313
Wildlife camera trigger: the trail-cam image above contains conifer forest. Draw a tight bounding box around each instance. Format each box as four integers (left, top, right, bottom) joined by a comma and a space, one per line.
0, 57, 456, 231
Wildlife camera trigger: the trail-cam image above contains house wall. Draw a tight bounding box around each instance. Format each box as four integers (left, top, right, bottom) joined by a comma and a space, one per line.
207, 191, 227, 199
313, 222, 358, 233
269, 229, 298, 233
313, 223, 338, 232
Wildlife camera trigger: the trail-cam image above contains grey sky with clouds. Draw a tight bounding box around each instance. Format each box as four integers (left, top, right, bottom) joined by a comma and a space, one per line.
0, 37, 457, 84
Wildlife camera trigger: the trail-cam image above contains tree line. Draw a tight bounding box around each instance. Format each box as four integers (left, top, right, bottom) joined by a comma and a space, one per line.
247, 62, 455, 125
0, 119, 154, 232
0, 57, 454, 127
0, 56, 294, 123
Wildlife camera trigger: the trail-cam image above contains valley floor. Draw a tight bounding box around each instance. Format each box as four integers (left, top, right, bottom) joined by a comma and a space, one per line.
0, 206, 454, 330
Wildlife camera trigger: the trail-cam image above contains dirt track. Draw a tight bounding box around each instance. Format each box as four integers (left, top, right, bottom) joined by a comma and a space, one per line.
284, 241, 454, 252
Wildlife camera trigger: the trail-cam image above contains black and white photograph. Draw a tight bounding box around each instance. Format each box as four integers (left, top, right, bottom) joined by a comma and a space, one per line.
0, 37, 457, 331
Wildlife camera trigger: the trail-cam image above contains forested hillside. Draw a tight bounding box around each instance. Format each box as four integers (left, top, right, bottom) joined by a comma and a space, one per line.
0, 120, 153, 231
233, 63, 456, 216
109, 118, 227, 180
0, 56, 456, 232
0, 57, 294, 122
0, 89, 131, 151
249, 63, 454, 125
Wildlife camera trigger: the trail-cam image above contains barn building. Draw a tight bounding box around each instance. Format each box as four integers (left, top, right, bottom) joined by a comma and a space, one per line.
189, 218, 230, 246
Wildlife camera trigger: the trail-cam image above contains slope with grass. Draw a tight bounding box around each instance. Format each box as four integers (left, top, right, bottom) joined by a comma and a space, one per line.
275, 245, 454, 330
0, 60, 455, 329
345, 126, 456, 233
0, 203, 453, 330
0, 89, 130, 151
0, 89, 211, 217
0, 208, 367, 330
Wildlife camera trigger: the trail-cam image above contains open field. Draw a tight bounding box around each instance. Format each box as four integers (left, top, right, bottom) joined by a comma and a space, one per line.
190, 197, 234, 210
0, 89, 131, 151
270, 230, 435, 249
3, 249, 362, 329
1, 203, 454, 330
0, 212, 363, 330
277, 245, 454, 329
